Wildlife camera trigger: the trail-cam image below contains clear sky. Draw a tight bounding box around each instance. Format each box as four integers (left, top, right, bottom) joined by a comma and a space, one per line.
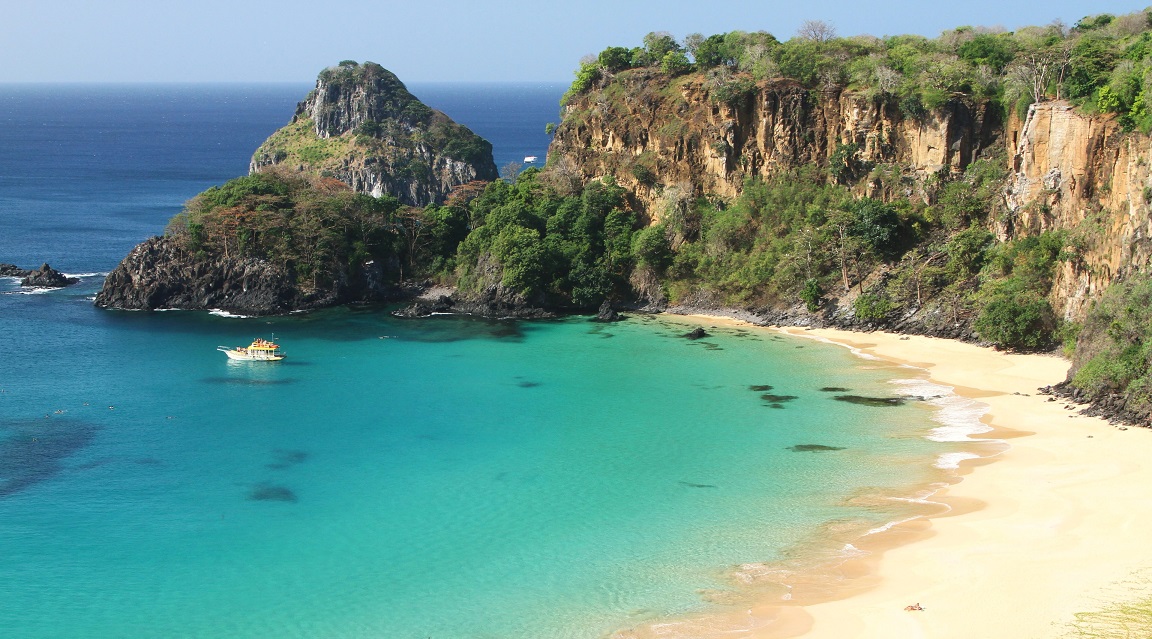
2, 0, 1148, 83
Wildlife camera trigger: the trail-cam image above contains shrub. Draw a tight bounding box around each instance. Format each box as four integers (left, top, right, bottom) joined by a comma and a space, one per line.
853, 292, 895, 320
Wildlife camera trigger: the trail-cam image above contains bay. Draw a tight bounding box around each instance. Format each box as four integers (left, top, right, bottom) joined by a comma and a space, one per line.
0, 83, 958, 638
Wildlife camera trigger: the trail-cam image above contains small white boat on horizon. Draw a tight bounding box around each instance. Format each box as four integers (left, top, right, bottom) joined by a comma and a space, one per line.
523, 156, 538, 163
217, 337, 285, 361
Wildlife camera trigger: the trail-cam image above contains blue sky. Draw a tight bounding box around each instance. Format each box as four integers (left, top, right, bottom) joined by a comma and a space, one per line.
2, 0, 1147, 83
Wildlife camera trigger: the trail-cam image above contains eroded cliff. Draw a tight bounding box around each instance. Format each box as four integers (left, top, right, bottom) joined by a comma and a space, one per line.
549, 69, 1001, 219
1004, 101, 1152, 322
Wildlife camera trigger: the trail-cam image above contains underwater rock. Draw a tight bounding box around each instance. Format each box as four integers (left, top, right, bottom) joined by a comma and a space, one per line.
787, 444, 846, 452
819, 386, 851, 392
0, 418, 97, 499
679, 481, 718, 488
682, 327, 709, 340
749, 385, 774, 391
760, 394, 799, 403
248, 483, 298, 502
833, 395, 907, 407
266, 449, 309, 470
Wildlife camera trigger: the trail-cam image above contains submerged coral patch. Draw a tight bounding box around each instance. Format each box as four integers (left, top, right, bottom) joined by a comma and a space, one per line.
248, 483, 298, 503
832, 395, 906, 407
787, 444, 846, 452
0, 418, 98, 499
679, 481, 718, 488
749, 385, 774, 391
266, 449, 309, 470
760, 394, 799, 403
819, 386, 851, 392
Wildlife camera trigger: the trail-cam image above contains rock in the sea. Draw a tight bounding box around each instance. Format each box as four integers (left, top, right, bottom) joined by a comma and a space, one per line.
592, 299, 622, 322
21, 263, 77, 288
94, 236, 310, 315
0, 263, 31, 278
682, 327, 709, 340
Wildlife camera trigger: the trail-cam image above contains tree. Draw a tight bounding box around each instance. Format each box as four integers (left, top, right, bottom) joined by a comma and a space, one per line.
796, 20, 837, 43
694, 34, 731, 68
500, 161, 523, 184
597, 46, 633, 73
643, 31, 681, 62
661, 51, 692, 75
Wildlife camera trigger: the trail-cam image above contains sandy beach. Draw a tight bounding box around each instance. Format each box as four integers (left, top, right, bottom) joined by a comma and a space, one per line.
634, 316, 1152, 638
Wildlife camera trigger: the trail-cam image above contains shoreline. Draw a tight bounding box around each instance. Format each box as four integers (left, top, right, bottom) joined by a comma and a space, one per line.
621, 314, 1152, 638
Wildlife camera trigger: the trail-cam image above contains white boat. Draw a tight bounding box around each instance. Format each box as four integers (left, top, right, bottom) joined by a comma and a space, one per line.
217, 337, 285, 361
523, 156, 538, 163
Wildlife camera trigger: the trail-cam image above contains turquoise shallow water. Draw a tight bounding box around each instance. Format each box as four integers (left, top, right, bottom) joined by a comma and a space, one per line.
0, 84, 970, 638
0, 281, 956, 638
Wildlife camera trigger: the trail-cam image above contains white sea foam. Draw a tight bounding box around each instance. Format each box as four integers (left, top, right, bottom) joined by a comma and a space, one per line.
935, 451, 982, 469
209, 308, 252, 319
892, 378, 992, 442
866, 515, 923, 536
840, 543, 868, 558
13, 287, 53, 295
63, 272, 107, 278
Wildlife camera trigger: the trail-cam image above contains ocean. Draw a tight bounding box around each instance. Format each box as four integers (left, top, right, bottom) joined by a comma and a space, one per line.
0, 83, 982, 638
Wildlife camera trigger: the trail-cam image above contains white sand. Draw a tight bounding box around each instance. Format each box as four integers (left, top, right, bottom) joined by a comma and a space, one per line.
616, 317, 1152, 638
780, 327, 1152, 638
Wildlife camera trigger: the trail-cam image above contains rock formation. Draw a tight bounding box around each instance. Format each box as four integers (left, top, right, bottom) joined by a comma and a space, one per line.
0, 264, 31, 278
20, 264, 77, 288
94, 235, 418, 315
249, 61, 497, 206
550, 70, 1000, 218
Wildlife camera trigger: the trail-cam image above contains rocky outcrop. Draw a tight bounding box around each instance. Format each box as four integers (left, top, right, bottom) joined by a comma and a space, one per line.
0, 264, 31, 278
249, 61, 497, 206
95, 237, 308, 314
392, 284, 556, 320
550, 70, 1000, 218
95, 235, 425, 315
21, 264, 77, 288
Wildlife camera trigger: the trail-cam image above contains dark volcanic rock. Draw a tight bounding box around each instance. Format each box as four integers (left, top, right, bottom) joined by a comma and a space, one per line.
0, 263, 31, 278
682, 327, 709, 340
95, 236, 324, 315
592, 300, 622, 322
21, 263, 78, 288
393, 284, 555, 320
95, 234, 426, 316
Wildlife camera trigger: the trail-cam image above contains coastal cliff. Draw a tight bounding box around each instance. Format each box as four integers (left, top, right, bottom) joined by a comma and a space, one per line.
550, 70, 1001, 217
249, 61, 497, 206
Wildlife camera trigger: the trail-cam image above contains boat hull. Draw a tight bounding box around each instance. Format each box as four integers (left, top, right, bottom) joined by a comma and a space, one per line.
218, 347, 284, 361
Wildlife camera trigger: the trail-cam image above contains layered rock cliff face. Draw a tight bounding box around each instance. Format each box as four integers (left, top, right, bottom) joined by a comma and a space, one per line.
1003, 101, 1152, 322
249, 62, 497, 206
549, 71, 1152, 332
549, 70, 1001, 218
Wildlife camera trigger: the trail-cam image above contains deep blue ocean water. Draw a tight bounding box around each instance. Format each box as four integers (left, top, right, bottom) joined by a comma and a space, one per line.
0, 83, 970, 638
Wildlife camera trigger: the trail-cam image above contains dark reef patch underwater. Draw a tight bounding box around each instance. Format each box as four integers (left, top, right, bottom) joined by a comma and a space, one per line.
0, 418, 98, 499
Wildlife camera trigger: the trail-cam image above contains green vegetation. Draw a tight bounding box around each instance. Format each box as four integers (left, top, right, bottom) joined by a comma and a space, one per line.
1068, 272, 1152, 420
167, 171, 412, 290
453, 170, 637, 306
562, 10, 1152, 131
